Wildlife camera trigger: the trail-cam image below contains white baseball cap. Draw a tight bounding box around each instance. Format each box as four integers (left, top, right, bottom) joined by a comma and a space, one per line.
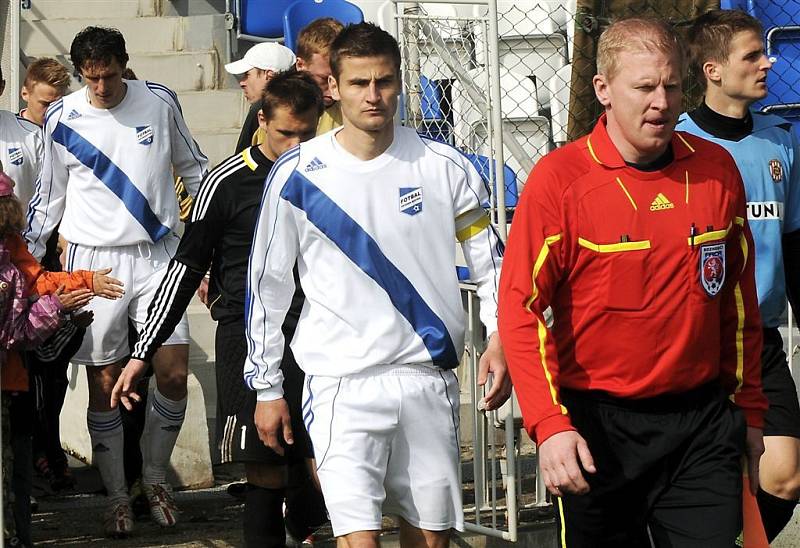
224, 43, 296, 75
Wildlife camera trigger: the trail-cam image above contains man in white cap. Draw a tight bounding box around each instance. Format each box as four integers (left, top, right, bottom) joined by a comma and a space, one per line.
226, 43, 296, 154
225, 42, 296, 104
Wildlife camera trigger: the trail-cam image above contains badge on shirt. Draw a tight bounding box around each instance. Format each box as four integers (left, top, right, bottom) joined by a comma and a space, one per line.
700, 243, 726, 297
136, 125, 154, 146
7, 147, 23, 166
399, 187, 423, 216
769, 159, 784, 183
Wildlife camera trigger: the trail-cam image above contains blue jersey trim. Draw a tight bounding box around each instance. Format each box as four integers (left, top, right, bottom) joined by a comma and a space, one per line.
51, 122, 171, 242
280, 171, 459, 369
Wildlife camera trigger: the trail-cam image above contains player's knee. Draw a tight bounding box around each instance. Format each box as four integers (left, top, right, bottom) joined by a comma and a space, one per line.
338, 531, 380, 548
154, 367, 188, 396
245, 462, 287, 489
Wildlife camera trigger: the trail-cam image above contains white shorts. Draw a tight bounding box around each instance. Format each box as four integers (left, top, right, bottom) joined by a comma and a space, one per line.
304, 364, 463, 537
66, 233, 190, 366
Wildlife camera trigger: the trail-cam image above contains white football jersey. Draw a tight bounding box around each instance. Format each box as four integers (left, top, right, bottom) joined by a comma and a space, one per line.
25, 80, 208, 258
0, 110, 43, 208
245, 126, 503, 400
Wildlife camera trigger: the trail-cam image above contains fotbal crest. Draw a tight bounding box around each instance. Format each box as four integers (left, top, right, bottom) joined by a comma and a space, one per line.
399, 187, 423, 216
700, 243, 726, 297
7, 147, 23, 166
769, 159, 784, 183
136, 125, 154, 146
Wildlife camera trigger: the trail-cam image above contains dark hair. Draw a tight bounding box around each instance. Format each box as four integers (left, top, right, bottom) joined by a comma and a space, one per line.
0, 195, 26, 239
70, 26, 129, 73
329, 22, 401, 79
686, 10, 763, 89
260, 70, 324, 121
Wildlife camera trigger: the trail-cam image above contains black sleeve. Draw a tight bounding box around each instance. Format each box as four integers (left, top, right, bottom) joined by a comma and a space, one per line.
783, 229, 800, 324
131, 190, 226, 361
235, 102, 262, 154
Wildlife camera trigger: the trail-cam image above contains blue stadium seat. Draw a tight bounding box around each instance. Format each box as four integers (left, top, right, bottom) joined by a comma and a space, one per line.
720, 0, 800, 28
239, 0, 296, 39
464, 152, 519, 210
721, 1, 800, 114
283, 0, 364, 53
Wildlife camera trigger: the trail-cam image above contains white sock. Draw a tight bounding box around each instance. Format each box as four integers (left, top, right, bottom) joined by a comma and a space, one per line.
142, 388, 186, 485
87, 409, 127, 503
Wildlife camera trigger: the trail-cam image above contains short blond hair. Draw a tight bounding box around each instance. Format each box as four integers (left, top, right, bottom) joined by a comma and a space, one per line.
23, 57, 71, 93
597, 18, 683, 80
296, 17, 345, 61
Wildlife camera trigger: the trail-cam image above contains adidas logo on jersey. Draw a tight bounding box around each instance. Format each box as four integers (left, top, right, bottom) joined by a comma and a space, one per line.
67, 109, 81, 120
649, 193, 674, 211
304, 157, 326, 172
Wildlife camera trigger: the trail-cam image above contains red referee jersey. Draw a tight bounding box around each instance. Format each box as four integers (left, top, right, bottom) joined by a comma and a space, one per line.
498, 115, 767, 444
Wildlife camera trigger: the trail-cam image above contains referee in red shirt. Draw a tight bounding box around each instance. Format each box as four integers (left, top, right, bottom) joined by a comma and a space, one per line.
499, 17, 767, 547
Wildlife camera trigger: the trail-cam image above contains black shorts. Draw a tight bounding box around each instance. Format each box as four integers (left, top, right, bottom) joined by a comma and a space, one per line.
761, 327, 800, 438
214, 320, 313, 465
557, 383, 746, 548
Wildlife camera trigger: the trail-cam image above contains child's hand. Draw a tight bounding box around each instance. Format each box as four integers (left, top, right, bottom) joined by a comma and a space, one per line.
72, 310, 94, 328
55, 286, 93, 312
93, 268, 124, 300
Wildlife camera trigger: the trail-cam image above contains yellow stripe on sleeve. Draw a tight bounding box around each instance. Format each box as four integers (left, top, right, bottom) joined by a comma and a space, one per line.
455, 214, 491, 242
525, 234, 562, 311
734, 283, 745, 393
523, 234, 567, 415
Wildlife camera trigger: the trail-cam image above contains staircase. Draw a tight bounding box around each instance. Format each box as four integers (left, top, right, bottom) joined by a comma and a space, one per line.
20, 0, 237, 479
20, 0, 244, 168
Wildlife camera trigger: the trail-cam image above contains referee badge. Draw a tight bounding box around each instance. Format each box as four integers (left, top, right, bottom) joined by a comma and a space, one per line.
769, 159, 784, 183
136, 125, 154, 146
700, 243, 726, 297
400, 187, 423, 216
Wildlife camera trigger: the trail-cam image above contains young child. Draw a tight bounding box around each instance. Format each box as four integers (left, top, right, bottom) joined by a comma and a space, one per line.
0, 167, 123, 546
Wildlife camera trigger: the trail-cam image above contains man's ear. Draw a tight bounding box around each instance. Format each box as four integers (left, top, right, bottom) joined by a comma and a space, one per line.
593, 74, 611, 107
296, 57, 306, 71
329, 74, 340, 102
257, 108, 268, 130
703, 60, 723, 85
20, 85, 30, 103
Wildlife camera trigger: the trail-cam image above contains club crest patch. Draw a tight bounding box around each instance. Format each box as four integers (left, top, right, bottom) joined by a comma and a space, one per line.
136, 125, 154, 145
769, 159, 784, 183
700, 243, 726, 297
399, 187, 423, 216
7, 147, 23, 166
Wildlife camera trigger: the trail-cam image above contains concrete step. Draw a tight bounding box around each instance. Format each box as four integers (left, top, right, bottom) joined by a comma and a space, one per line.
178, 89, 246, 132
21, 0, 156, 21
22, 17, 184, 56
21, 15, 226, 57
127, 50, 218, 92
194, 128, 241, 169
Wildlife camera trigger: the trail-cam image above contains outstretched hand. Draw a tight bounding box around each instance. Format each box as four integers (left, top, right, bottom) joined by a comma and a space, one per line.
93, 268, 125, 299
477, 332, 513, 411
254, 399, 293, 456
110, 358, 149, 410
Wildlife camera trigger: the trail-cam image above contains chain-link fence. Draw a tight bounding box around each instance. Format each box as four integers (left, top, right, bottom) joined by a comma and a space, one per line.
391, 0, 800, 225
